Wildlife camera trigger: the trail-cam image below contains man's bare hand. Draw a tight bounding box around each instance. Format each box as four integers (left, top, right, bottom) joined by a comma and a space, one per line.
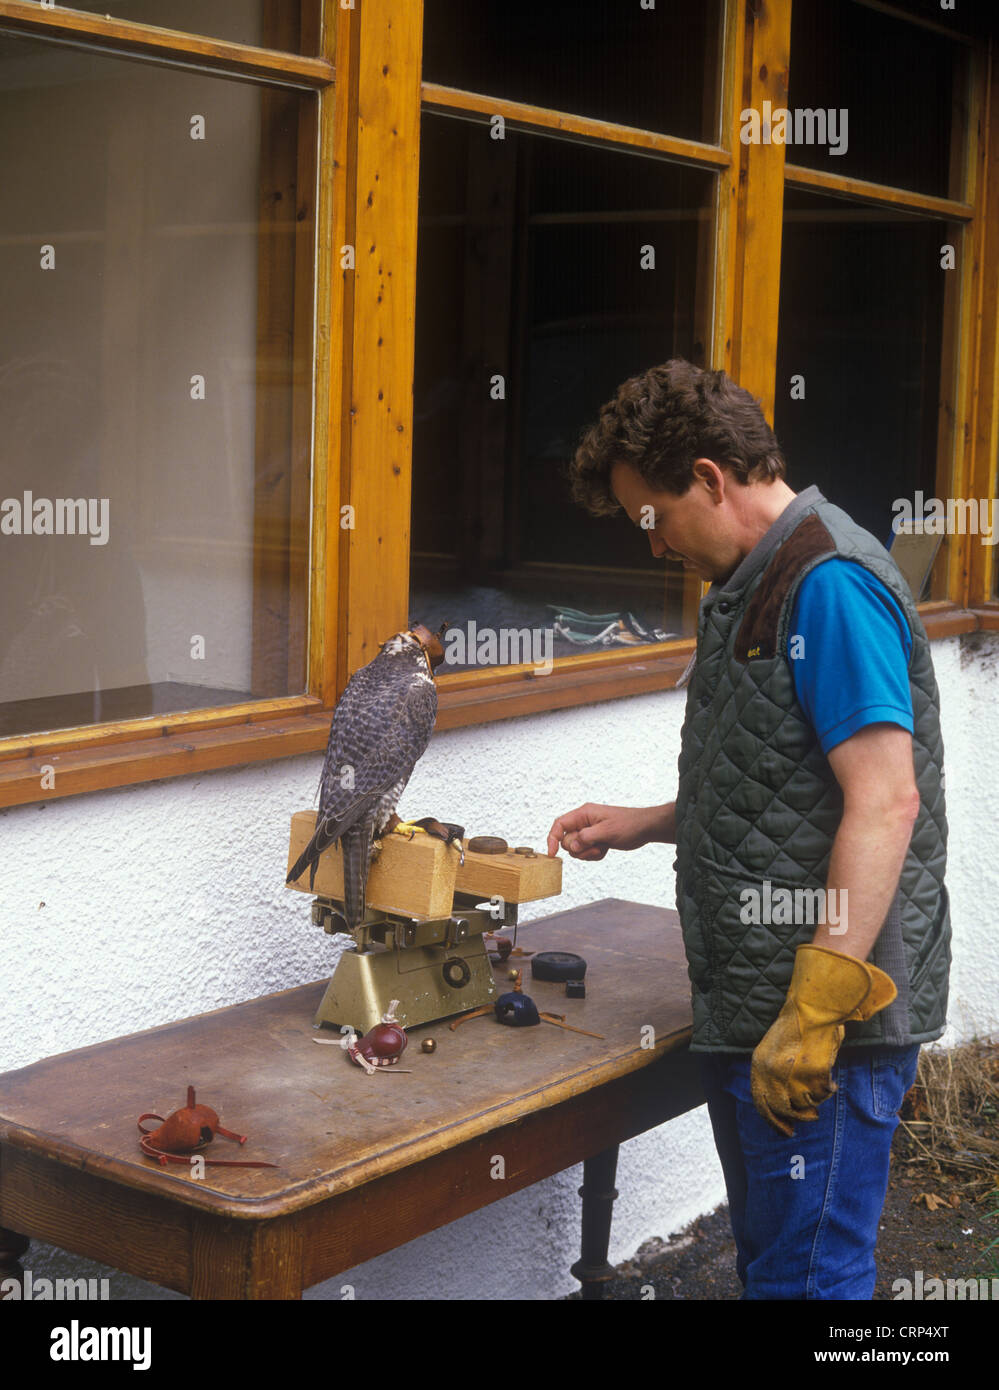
546, 803, 674, 861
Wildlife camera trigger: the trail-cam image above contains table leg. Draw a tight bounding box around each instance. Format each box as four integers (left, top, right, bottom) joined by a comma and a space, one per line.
190, 1215, 303, 1299
570, 1145, 619, 1300
0, 1226, 30, 1298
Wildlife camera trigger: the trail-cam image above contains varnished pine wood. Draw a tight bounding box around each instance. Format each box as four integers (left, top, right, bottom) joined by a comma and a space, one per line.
309, 92, 340, 708
289, 89, 319, 694
0, 0, 334, 89
341, 2, 425, 680
1, 602, 977, 807
967, 46, 999, 608
968, 606, 999, 629
0, 710, 332, 808
0, 695, 323, 764
783, 164, 973, 222
729, 0, 791, 422
252, 3, 310, 695
716, 0, 745, 380
435, 653, 698, 725
312, 3, 360, 709
916, 604, 982, 638
421, 84, 731, 169
2, 0, 992, 808
437, 636, 696, 690
940, 46, 987, 608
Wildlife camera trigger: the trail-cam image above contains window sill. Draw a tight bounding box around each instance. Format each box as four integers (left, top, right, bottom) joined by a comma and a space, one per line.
0, 701, 331, 810
0, 603, 986, 809
918, 602, 983, 638
436, 645, 694, 729
967, 604, 999, 630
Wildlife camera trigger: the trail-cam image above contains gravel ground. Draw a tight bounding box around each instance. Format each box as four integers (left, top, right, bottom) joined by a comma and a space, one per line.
564, 1154, 997, 1301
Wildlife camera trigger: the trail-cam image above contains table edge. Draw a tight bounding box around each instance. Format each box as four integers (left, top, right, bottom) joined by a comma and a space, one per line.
0, 1025, 694, 1220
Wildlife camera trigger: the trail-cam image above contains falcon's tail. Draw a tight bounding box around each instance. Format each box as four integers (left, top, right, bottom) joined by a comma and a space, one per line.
286, 807, 348, 890
341, 824, 372, 929
286, 837, 321, 890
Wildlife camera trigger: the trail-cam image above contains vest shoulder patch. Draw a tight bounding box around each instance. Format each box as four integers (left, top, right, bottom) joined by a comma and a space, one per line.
735, 514, 835, 663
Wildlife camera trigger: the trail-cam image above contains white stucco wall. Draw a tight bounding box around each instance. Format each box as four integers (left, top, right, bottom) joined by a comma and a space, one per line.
2, 630, 996, 1300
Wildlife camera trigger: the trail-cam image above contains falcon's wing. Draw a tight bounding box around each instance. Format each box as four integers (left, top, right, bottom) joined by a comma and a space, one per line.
310, 656, 438, 854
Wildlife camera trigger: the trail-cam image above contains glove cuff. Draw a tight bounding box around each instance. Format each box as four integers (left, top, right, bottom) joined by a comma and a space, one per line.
791, 944, 898, 1024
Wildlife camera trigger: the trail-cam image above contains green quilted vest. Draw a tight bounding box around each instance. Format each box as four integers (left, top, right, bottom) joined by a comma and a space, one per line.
674, 485, 950, 1052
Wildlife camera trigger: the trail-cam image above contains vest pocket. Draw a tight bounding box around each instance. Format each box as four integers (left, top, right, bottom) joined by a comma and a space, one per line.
906, 883, 951, 999
694, 854, 824, 1046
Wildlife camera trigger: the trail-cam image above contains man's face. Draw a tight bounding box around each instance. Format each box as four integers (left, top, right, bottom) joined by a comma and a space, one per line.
610, 459, 742, 584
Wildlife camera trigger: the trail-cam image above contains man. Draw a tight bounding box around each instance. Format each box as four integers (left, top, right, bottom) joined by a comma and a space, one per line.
547, 359, 950, 1301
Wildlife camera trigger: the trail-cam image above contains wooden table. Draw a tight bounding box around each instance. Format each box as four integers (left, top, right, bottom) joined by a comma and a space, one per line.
0, 899, 703, 1300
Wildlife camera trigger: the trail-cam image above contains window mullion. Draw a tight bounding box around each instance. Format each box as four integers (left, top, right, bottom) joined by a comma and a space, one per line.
729, 0, 792, 424
967, 41, 999, 607
339, 0, 425, 684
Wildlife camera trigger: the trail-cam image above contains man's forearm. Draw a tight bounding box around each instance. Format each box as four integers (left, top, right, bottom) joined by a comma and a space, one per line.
812, 800, 919, 960
646, 801, 677, 845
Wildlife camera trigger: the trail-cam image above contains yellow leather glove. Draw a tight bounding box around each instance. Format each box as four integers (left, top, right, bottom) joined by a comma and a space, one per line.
750, 944, 898, 1136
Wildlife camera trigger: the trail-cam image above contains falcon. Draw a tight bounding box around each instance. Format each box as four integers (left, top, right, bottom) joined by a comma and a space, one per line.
286, 621, 461, 925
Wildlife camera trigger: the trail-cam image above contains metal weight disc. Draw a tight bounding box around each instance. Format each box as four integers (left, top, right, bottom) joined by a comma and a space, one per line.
531, 950, 587, 982
467, 836, 508, 854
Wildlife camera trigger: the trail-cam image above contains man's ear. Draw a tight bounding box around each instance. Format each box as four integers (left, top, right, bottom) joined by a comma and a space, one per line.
692, 457, 727, 499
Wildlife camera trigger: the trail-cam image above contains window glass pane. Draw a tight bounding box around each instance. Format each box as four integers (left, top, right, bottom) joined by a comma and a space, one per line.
0, 35, 315, 739
411, 113, 715, 670
786, 0, 968, 200
774, 189, 959, 601
52, 0, 318, 54
423, 0, 722, 144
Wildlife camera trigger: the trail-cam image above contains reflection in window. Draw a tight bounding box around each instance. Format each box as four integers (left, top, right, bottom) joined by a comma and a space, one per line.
423, 0, 723, 145
0, 35, 314, 738
53, 0, 317, 54
774, 189, 960, 598
411, 115, 715, 670
786, 0, 969, 200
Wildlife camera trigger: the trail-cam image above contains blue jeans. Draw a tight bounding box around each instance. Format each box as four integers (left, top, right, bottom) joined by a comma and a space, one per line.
697, 1043, 920, 1300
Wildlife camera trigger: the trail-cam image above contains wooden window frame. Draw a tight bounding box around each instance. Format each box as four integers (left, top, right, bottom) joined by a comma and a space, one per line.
1, 0, 997, 811
422, 0, 999, 719
0, 0, 337, 807
776, 0, 999, 634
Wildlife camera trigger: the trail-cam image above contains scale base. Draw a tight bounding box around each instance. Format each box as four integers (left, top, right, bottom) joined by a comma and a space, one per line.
314, 935, 498, 1033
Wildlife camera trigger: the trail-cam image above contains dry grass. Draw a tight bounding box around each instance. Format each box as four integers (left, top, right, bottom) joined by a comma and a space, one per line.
897, 1038, 999, 1208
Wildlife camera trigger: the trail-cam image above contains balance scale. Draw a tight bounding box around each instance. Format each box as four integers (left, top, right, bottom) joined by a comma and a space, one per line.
286, 811, 562, 1033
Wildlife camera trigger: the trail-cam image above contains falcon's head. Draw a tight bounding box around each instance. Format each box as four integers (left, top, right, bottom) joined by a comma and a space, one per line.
408, 620, 449, 670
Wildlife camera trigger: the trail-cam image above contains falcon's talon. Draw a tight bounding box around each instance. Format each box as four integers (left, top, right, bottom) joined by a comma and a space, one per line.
391, 817, 466, 864
390, 819, 428, 840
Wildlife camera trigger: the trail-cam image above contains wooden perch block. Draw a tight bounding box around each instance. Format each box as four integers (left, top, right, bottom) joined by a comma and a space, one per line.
286, 811, 458, 918
454, 848, 562, 903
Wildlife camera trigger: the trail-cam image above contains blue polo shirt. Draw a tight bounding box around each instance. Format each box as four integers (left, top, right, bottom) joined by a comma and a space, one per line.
788, 558, 914, 755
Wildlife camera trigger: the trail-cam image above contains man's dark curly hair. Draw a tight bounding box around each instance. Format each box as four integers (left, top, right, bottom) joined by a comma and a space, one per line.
570, 359, 786, 516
